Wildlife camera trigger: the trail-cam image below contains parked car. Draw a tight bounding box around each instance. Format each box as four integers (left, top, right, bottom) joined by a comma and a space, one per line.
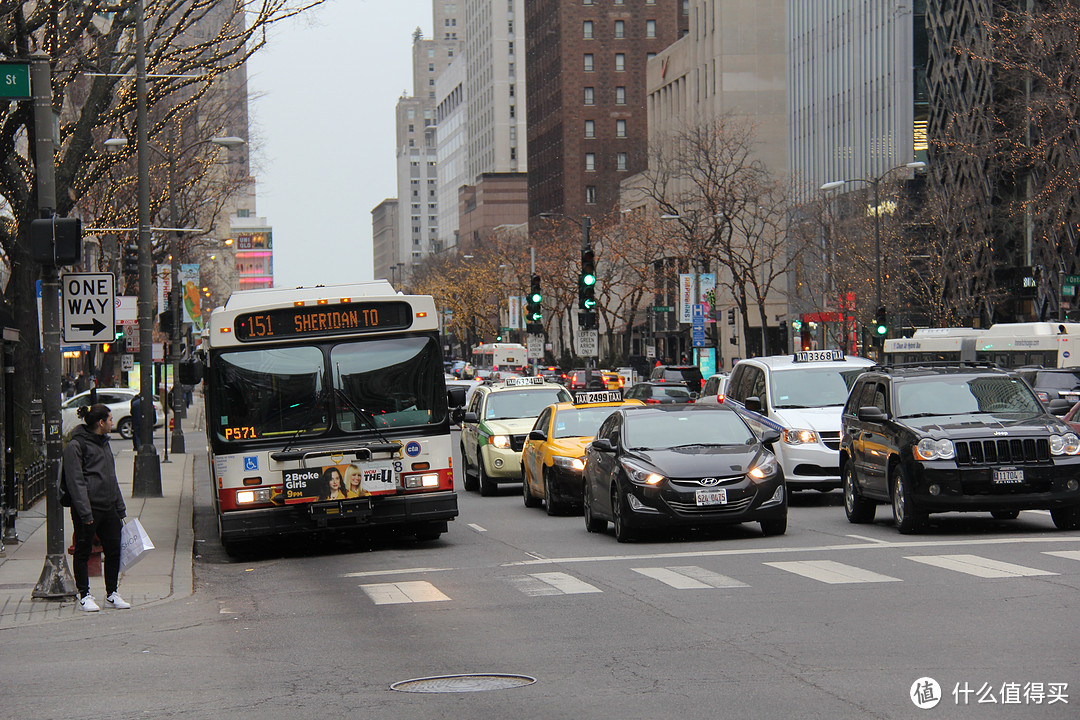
623, 382, 693, 404
61, 387, 165, 439
841, 363, 1080, 533
1013, 366, 1080, 406
695, 373, 730, 405
648, 364, 705, 396
582, 404, 787, 541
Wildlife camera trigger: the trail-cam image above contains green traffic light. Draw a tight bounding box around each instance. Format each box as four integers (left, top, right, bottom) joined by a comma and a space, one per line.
530, 292, 542, 303
583, 274, 596, 286
583, 298, 597, 309
876, 324, 887, 335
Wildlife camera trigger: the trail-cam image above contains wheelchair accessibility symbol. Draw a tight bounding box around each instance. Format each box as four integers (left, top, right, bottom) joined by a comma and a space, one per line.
244, 456, 259, 471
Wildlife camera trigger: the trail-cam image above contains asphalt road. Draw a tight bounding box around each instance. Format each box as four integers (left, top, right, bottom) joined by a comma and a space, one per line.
4, 430, 1079, 719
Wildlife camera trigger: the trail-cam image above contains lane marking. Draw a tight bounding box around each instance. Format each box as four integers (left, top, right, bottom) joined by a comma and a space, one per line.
343, 567, 451, 578
1043, 550, 1080, 561
360, 581, 451, 605
468, 523, 487, 533
528, 572, 602, 594
632, 566, 748, 589
906, 554, 1057, 578
845, 534, 893, 545
500, 536, 1080, 567
765, 560, 902, 584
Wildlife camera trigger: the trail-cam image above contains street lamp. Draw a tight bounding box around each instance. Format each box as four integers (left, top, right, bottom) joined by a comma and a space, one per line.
820, 161, 925, 341
106, 133, 244, 455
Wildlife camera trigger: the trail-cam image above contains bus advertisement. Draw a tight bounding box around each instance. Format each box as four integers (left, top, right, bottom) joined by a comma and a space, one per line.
203, 281, 465, 554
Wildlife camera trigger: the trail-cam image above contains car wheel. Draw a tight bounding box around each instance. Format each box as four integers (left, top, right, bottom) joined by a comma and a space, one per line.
1051, 505, 1080, 531
891, 465, 925, 534
583, 480, 606, 533
478, 448, 497, 496
990, 509, 1020, 520
612, 485, 635, 543
117, 416, 134, 440
461, 442, 478, 492
523, 467, 542, 508
759, 516, 787, 537
544, 469, 562, 516
843, 462, 876, 524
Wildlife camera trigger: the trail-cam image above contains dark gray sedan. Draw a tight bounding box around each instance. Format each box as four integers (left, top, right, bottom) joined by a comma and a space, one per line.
623, 382, 693, 404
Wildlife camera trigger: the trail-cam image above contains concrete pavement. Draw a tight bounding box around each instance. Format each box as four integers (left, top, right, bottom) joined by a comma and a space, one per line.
0, 404, 202, 628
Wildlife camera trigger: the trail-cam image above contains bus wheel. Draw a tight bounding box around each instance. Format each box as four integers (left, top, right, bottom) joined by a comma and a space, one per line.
478, 449, 497, 496
461, 442, 479, 492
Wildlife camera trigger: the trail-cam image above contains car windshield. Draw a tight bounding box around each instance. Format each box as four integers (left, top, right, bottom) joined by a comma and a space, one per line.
770, 367, 867, 408
624, 411, 756, 449
553, 406, 618, 438
896, 377, 1043, 416
485, 388, 571, 420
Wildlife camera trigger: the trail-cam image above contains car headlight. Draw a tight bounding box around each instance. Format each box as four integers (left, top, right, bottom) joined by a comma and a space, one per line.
1050, 432, 1080, 456
620, 458, 664, 486
490, 435, 511, 449
747, 452, 779, 483
914, 437, 955, 461
782, 428, 819, 445
552, 455, 585, 471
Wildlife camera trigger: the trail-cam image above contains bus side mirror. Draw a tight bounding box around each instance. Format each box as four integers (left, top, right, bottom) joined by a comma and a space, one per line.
447, 386, 466, 408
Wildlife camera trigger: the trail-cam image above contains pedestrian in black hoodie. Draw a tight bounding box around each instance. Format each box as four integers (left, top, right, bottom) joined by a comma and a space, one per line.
64, 403, 131, 611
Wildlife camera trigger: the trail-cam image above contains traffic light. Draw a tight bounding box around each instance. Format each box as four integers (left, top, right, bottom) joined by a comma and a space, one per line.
526, 275, 543, 332
874, 305, 888, 337
727, 308, 736, 326
579, 249, 597, 310
778, 320, 788, 351
122, 243, 138, 274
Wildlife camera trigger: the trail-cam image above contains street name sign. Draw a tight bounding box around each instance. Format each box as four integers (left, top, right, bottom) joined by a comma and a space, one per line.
0, 62, 31, 100
62, 272, 115, 343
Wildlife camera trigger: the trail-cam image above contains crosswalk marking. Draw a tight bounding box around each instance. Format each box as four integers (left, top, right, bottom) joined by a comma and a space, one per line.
905, 554, 1057, 578
512, 572, 602, 596
633, 566, 748, 589
360, 581, 451, 605
1043, 550, 1080, 562
765, 560, 902, 584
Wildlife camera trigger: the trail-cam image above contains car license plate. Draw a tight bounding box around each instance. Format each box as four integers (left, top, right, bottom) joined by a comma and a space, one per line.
993, 468, 1024, 484
696, 488, 728, 506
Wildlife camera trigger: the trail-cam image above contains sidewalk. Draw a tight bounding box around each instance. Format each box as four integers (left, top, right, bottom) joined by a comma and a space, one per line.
0, 405, 202, 628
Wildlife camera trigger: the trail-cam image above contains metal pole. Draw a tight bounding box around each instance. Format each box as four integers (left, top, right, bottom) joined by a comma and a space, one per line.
874, 178, 882, 311
30, 53, 77, 598
133, 0, 162, 496
582, 216, 592, 371
169, 155, 186, 454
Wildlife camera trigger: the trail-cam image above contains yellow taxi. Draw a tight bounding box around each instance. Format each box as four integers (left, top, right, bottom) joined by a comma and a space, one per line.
521, 390, 643, 514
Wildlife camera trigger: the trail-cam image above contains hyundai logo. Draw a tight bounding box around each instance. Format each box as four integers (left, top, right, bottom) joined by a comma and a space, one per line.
699, 477, 721, 486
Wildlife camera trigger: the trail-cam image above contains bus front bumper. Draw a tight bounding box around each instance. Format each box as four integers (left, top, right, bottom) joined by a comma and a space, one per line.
219, 490, 458, 542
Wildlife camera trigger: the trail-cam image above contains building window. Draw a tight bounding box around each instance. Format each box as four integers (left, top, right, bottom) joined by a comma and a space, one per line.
583, 0, 593, 4
585, 119, 595, 138
585, 153, 596, 171
616, 119, 626, 137
584, 53, 594, 72
617, 152, 627, 171
614, 20, 625, 38
586, 186, 597, 204
646, 20, 656, 38
615, 86, 626, 104
615, 53, 625, 71
647, 52, 656, 61
583, 20, 593, 39
584, 87, 594, 105
509, 105, 515, 118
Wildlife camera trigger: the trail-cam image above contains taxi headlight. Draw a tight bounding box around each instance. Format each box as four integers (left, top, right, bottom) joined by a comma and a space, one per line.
490, 435, 511, 449
621, 458, 664, 486
747, 452, 779, 483
914, 438, 955, 461
782, 428, 819, 445
1050, 433, 1080, 456
553, 455, 585, 471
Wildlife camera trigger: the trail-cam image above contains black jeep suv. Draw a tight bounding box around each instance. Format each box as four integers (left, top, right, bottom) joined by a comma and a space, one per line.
840, 363, 1080, 534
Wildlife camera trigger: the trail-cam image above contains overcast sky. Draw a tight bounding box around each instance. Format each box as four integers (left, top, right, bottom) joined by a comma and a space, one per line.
246, 0, 431, 288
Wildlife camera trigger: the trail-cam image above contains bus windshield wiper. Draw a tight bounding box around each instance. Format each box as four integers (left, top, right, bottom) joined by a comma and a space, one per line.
331, 385, 396, 446
278, 391, 331, 455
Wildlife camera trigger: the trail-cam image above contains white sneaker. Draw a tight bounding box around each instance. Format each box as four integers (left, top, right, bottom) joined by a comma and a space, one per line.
105, 592, 131, 609
79, 594, 100, 612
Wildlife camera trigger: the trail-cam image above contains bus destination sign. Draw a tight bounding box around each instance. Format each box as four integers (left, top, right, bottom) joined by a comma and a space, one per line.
234, 301, 412, 342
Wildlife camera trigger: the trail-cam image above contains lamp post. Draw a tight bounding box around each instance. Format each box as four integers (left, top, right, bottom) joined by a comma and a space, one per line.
820, 161, 925, 345
106, 133, 243, 456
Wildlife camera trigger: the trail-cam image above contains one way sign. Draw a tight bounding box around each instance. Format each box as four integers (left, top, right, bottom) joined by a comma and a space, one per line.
62, 272, 115, 343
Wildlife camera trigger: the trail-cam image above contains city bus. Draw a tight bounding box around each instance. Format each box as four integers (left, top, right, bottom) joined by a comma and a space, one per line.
470, 342, 528, 374
883, 322, 1080, 369
203, 281, 465, 554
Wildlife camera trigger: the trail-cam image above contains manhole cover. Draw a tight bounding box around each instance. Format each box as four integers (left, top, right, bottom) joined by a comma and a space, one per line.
390, 673, 536, 693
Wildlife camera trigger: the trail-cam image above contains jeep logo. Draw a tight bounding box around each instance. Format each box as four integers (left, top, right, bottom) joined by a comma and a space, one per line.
994, 431, 1009, 436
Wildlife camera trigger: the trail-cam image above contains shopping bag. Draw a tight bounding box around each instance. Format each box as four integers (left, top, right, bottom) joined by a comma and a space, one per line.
119, 517, 155, 572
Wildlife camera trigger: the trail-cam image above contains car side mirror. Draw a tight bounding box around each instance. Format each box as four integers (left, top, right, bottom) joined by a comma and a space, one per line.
450, 407, 464, 424
447, 386, 466, 408
463, 412, 479, 424
760, 429, 781, 447
591, 437, 615, 453
1047, 398, 1072, 416
857, 406, 888, 422
528, 429, 546, 441
745, 396, 762, 413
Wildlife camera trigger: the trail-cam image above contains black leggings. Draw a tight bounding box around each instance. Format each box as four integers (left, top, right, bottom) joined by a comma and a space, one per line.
71, 509, 123, 597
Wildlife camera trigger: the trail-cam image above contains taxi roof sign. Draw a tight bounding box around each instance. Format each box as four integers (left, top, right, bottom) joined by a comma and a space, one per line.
501, 376, 546, 387
793, 349, 845, 363
573, 390, 623, 405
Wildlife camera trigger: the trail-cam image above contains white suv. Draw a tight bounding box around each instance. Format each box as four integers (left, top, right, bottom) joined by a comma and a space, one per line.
723, 351, 872, 491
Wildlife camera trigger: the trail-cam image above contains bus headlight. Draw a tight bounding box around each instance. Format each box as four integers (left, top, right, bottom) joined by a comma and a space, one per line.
236, 487, 272, 504
782, 428, 819, 445
490, 435, 511, 449
404, 473, 440, 488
